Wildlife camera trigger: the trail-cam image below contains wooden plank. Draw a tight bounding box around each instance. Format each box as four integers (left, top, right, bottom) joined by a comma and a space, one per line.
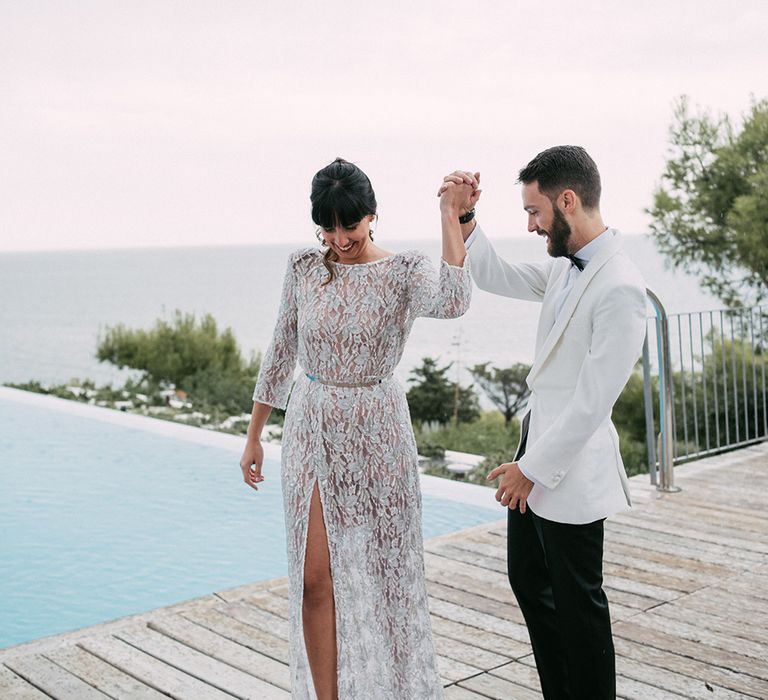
428, 599, 531, 645
238, 592, 290, 621
433, 632, 512, 669
211, 577, 287, 604
616, 652, 750, 700
424, 553, 516, 603
216, 602, 290, 641
435, 653, 482, 684
457, 670, 543, 700
147, 615, 290, 691
624, 506, 768, 545
0, 665, 50, 699
511, 653, 691, 700
649, 501, 768, 535
673, 588, 768, 628
425, 543, 507, 575
116, 625, 289, 699
445, 536, 507, 560
632, 610, 768, 662
603, 561, 703, 594
182, 608, 289, 664
44, 645, 166, 699
602, 573, 683, 603
487, 660, 541, 692
429, 614, 530, 659
4, 653, 110, 700
615, 675, 690, 700
611, 512, 768, 554
605, 521, 765, 565
80, 635, 236, 700
427, 581, 525, 624
651, 600, 768, 644
613, 620, 768, 681
665, 494, 768, 523
712, 574, 768, 603
603, 542, 731, 582
613, 636, 768, 698
443, 684, 491, 699
602, 534, 739, 576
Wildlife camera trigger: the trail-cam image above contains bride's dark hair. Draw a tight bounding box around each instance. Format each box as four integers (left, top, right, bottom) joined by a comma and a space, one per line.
311, 157, 377, 285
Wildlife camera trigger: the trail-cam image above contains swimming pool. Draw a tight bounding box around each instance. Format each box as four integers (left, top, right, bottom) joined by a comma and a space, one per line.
0, 389, 502, 649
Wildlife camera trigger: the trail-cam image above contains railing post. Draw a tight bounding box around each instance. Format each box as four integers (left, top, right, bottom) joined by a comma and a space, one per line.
641, 331, 658, 486
646, 289, 681, 493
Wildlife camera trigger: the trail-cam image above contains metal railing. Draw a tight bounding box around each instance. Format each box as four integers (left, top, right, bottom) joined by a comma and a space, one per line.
641, 292, 767, 491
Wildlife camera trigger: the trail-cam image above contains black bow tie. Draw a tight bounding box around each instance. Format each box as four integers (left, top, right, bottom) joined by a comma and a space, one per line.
568, 254, 586, 271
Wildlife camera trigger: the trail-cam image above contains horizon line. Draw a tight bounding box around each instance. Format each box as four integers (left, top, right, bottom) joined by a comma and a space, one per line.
0, 231, 652, 255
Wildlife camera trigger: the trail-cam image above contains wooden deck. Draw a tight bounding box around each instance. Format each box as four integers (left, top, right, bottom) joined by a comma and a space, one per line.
2, 443, 767, 699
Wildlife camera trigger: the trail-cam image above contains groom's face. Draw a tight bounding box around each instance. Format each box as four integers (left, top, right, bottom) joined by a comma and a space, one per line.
522, 182, 572, 258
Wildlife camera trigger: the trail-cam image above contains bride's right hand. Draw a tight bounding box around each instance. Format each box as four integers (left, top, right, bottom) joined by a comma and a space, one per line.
240, 441, 265, 491
437, 170, 481, 215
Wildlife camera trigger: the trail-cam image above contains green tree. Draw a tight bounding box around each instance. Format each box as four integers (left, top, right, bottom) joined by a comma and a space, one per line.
469, 362, 531, 426
96, 310, 261, 414
416, 411, 521, 487
647, 96, 768, 306
612, 366, 655, 476
406, 356, 479, 425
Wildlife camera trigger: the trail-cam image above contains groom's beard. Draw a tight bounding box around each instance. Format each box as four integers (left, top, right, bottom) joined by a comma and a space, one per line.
540, 207, 572, 258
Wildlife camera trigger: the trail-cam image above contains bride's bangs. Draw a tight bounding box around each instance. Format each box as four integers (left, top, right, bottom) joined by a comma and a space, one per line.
312, 186, 370, 230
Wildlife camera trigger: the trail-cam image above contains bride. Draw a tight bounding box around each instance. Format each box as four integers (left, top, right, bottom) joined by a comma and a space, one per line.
239, 157, 479, 698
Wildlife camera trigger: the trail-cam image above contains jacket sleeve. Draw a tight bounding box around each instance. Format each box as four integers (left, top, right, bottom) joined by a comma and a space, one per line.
466, 224, 553, 301
517, 282, 647, 489
251, 252, 300, 410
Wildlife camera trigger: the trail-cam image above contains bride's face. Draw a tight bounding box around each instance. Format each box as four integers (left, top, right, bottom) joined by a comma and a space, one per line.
320, 214, 375, 262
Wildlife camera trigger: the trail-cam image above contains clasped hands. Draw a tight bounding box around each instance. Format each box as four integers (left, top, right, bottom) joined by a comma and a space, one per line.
437, 170, 482, 216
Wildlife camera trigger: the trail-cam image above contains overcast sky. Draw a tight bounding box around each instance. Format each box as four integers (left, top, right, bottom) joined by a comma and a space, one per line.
1, 1, 766, 252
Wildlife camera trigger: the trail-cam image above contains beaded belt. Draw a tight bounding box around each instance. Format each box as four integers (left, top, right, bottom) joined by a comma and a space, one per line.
305, 373, 388, 388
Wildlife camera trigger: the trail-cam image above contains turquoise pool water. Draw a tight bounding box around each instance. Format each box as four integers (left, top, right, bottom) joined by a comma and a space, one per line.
0, 396, 500, 649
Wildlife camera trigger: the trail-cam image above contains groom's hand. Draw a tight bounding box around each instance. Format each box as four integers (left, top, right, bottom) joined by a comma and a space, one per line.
487, 461, 534, 513
436, 170, 481, 216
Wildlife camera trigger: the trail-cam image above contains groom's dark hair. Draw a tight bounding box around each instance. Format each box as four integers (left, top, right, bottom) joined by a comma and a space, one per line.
518, 145, 601, 210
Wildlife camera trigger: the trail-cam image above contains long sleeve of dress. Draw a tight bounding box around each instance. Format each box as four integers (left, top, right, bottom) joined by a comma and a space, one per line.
252, 251, 300, 410
408, 252, 472, 320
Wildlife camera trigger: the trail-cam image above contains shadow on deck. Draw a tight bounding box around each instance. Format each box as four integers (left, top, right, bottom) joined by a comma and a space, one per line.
2, 444, 767, 699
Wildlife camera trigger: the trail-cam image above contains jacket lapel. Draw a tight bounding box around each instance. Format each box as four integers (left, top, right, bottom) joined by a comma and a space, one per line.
526, 232, 623, 386
535, 263, 570, 354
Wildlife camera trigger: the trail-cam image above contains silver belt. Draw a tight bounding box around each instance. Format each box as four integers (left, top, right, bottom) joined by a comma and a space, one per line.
305, 373, 388, 388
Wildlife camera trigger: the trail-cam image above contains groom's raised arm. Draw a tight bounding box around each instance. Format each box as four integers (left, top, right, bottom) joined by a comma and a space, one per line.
464, 223, 553, 302
439, 169, 553, 301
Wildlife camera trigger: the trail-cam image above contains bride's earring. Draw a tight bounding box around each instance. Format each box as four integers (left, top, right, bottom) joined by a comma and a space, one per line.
369, 229, 374, 241
316, 228, 328, 246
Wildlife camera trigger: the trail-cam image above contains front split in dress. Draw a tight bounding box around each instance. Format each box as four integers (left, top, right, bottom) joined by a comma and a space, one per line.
252, 247, 471, 699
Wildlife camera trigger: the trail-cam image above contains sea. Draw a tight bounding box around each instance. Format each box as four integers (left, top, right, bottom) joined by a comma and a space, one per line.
0, 235, 719, 391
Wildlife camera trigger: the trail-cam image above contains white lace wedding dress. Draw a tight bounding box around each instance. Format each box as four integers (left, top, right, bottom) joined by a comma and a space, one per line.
252, 246, 471, 699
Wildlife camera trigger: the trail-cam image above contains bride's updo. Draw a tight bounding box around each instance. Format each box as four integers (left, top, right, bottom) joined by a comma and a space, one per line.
311, 158, 377, 285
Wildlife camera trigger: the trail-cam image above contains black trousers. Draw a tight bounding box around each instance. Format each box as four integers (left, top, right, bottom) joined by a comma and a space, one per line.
509, 416, 615, 700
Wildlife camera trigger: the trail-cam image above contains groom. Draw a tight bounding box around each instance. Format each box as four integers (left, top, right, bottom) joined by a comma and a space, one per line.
440, 146, 647, 699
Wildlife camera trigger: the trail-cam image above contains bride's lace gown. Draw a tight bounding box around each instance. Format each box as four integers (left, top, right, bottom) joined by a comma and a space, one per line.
252, 247, 471, 699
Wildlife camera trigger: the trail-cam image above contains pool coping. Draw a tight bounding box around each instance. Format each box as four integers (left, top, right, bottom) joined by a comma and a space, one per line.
0, 386, 502, 511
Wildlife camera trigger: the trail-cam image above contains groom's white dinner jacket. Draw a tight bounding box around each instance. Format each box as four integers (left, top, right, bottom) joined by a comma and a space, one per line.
466, 225, 647, 524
